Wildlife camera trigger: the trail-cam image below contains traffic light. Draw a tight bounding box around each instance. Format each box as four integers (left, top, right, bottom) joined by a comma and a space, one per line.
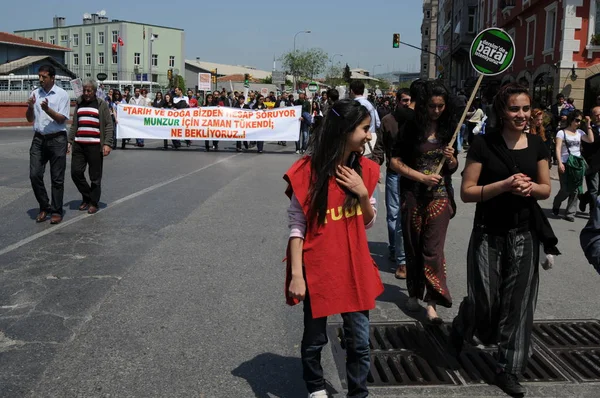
167, 69, 173, 80
244, 73, 250, 88
212, 75, 217, 84
393, 33, 400, 48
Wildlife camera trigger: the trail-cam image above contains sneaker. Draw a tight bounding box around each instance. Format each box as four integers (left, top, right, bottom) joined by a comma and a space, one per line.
495, 371, 526, 396
564, 215, 575, 222
295, 150, 301, 154
552, 207, 559, 216
308, 390, 328, 398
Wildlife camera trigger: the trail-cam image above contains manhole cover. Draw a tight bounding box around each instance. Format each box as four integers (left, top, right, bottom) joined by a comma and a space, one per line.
532, 320, 600, 382
427, 325, 569, 384
327, 322, 457, 387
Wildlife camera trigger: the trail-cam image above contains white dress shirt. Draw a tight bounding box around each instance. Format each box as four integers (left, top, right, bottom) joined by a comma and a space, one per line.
30, 84, 70, 134
354, 95, 381, 156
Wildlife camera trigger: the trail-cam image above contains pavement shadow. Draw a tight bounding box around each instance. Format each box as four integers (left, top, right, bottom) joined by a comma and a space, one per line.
63, 200, 108, 211
26, 208, 39, 220
369, 241, 396, 274
377, 283, 431, 325
232, 353, 325, 398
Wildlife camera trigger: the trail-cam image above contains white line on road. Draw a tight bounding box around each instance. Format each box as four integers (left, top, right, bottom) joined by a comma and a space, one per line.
0, 140, 30, 146
0, 154, 240, 257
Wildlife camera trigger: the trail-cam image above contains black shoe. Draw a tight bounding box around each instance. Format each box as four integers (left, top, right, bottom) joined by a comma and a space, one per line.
552, 207, 559, 216
579, 194, 589, 212
564, 215, 575, 222
495, 371, 526, 396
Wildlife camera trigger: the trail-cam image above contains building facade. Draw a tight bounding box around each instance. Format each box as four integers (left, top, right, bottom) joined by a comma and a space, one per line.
422, 0, 440, 79
479, 0, 600, 110
14, 13, 184, 89
436, 0, 481, 90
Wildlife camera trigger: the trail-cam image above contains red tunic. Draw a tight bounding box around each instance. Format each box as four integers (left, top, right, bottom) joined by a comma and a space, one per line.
284, 156, 384, 318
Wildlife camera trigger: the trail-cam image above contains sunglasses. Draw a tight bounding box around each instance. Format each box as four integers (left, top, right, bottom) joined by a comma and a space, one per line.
574, 118, 582, 123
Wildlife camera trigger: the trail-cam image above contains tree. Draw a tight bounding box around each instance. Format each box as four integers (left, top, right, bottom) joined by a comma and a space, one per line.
176, 75, 185, 92
261, 75, 273, 84
325, 65, 345, 88
280, 48, 329, 82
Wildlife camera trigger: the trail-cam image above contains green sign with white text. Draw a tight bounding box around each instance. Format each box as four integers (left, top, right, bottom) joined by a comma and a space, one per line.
469, 28, 515, 76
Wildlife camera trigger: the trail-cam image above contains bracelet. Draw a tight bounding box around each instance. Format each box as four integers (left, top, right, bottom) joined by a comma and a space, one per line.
481, 185, 484, 202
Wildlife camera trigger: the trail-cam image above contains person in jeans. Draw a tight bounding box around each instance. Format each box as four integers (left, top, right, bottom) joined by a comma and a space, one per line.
552, 110, 594, 221
26, 64, 71, 224
579, 106, 600, 212
372, 87, 417, 279
285, 99, 383, 398
68, 79, 114, 214
294, 92, 312, 154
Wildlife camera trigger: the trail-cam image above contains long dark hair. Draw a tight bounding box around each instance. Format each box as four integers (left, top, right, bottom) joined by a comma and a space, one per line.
306, 99, 370, 227
488, 83, 531, 134
400, 80, 456, 165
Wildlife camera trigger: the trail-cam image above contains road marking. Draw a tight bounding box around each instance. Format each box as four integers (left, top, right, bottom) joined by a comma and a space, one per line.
0, 140, 30, 146
0, 154, 240, 257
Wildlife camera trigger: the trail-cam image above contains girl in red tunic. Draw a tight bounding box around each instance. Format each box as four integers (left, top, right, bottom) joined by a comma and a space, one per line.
284, 99, 383, 398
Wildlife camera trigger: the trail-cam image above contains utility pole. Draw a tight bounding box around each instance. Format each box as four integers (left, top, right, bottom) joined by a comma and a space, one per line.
449, 0, 455, 90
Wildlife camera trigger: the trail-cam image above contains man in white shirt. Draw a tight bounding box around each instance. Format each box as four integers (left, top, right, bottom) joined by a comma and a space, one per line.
126, 88, 146, 147
26, 64, 71, 224
172, 87, 190, 149
350, 80, 380, 157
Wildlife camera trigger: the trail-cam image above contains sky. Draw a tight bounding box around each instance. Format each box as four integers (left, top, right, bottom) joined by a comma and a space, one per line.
2, 0, 424, 75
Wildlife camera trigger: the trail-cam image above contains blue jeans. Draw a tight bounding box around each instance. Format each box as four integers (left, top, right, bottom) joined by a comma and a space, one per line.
385, 170, 406, 265
301, 293, 370, 397
296, 123, 309, 151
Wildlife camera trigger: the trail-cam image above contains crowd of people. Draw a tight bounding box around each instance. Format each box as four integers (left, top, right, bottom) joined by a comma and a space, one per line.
98, 85, 345, 154
284, 77, 600, 398
24, 63, 600, 398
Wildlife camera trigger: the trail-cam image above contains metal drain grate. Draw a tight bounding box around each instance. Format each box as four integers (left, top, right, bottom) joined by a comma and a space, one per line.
426, 325, 569, 385
532, 320, 600, 382
327, 322, 456, 387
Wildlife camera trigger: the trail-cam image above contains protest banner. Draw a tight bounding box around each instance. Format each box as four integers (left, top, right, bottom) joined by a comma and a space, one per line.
431, 27, 515, 177
116, 104, 302, 141
198, 73, 211, 91
71, 78, 83, 98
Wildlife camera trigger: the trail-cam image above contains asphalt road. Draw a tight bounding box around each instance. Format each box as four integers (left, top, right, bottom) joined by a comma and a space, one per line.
0, 128, 599, 398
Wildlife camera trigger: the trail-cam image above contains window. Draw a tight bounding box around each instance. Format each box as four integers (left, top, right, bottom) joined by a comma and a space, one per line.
73, 54, 79, 65
169, 56, 175, 67
0, 80, 8, 91
112, 73, 118, 80
98, 52, 104, 65
38, 36, 43, 42
49, 35, 55, 45
112, 30, 118, 43
426, 10, 431, 19
10, 81, 22, 90
112, 53, 118, 64
424, 27, 429, 36
85, 53, 91, 65
424, 45, 429, 52
523, 0, 530, 8
98, 31, 104, 44
86, 73, 91, 78
85, 32, 91, 45
60, 34, 68, 42
152, 54, 158, 67
525, 16, 536, 58
134, 52, 140, 65
468, 7, 477, 33
73, 34, 79, 46
595, 0, 600, 36
544, 3, 557, 51
423, 63, 428, 71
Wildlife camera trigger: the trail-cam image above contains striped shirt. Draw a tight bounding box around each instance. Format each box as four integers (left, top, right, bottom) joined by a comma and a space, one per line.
75, 99, 101, 144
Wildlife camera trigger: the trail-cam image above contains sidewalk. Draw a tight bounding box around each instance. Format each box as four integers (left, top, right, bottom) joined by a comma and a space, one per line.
0, 118, 32, 128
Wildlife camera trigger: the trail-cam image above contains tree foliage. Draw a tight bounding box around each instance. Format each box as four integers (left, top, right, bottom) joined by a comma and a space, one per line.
280, 48, 328, 81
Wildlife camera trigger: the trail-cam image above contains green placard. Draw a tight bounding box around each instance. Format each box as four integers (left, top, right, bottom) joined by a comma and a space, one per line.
308, 82, 318, 92
469, 28, 515, 76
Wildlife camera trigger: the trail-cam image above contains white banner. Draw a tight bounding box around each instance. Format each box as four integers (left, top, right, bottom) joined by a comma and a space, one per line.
116, 104, 301, 141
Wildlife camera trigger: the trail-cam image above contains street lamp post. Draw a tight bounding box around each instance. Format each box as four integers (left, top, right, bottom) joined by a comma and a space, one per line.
331, 53, 343, 67
372, 64, 382, 79
293, 30, 311, 92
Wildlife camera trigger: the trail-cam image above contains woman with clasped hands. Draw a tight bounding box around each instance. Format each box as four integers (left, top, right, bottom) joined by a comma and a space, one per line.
450, 83, 551, 397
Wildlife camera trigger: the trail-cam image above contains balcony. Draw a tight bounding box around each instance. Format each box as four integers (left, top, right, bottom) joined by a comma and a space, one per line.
500, 0, 516, 12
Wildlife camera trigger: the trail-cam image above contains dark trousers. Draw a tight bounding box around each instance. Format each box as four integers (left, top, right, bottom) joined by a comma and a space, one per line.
301, 293, 370, 397
29, 132, 67, 215
205, 141, 218, 150
256, 141, 264, 152
71, 142, 104, 206
453, 226, 539, 374
236, 141, 249, 150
